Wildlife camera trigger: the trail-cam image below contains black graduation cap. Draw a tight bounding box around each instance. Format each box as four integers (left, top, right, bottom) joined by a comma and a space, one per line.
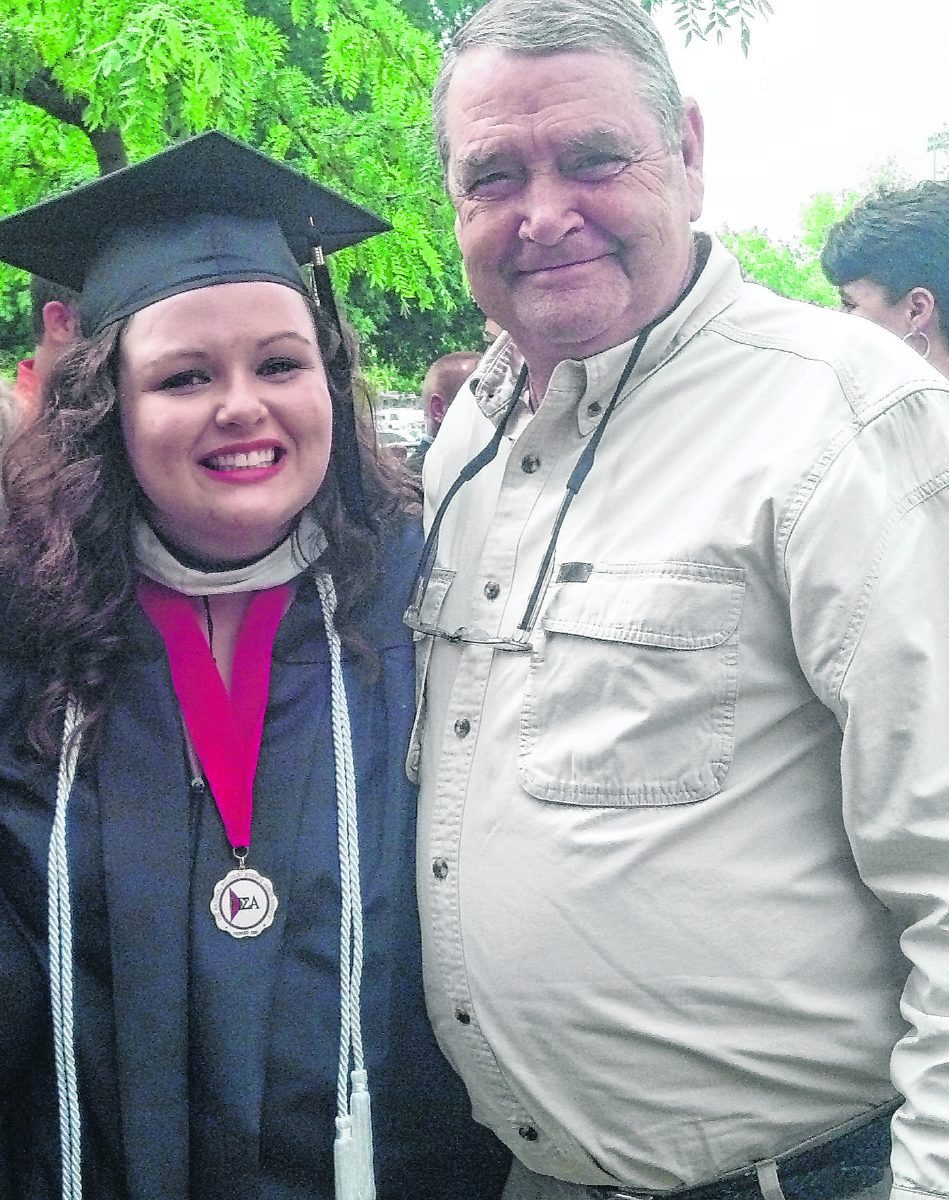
0, 130, 389, 333
0, 130, 390, 522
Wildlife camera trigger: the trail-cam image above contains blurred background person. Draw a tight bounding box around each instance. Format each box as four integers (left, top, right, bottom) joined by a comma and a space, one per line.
0, 379, 18, 448
406, 348, 480, 473
12, 274, 79, 424
0, 379, 15, 524
821, 180, 949, 378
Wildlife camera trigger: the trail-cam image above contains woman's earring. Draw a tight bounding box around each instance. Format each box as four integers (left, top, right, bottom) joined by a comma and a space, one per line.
902, 323, 931, 360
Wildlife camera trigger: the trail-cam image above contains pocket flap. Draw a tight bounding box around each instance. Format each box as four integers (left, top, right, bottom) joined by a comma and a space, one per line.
408, 565, 456, 636
543, 561, 744, 649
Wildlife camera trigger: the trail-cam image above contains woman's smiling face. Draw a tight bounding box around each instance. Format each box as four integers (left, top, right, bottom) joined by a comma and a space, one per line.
119, 280, 333, 565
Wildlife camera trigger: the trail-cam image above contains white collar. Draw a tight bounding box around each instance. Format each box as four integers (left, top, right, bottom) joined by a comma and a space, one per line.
133, 511, 327, 596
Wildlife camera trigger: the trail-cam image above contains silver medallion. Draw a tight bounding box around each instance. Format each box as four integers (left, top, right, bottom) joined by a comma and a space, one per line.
210, 867, 278, 938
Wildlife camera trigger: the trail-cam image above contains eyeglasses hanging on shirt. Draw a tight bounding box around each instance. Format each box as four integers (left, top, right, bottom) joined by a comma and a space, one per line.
403, 325, 651, 653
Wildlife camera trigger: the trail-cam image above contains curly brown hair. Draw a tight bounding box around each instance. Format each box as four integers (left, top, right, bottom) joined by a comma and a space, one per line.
0, 296, 416, 759
0, 379, 19, 460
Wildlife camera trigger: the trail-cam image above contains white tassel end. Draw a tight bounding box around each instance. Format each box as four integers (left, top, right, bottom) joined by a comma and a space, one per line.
335, 1115, 358, 1200
350, 1069, 376, 1200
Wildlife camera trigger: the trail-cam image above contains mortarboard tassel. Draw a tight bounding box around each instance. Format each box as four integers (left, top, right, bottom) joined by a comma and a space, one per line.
310, 238, 369, 527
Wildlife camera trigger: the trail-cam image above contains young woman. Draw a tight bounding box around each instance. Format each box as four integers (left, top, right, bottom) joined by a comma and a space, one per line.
0, 133, 507, 1200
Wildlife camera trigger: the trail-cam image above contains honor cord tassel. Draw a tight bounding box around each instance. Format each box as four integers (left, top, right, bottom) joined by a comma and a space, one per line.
334, 1115, 358, 1200
317, 573, 376, 1200
350, 1068, 375, 1197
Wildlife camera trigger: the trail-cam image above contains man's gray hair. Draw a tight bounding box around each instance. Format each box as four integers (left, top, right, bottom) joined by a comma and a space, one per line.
432, 0, 684, 169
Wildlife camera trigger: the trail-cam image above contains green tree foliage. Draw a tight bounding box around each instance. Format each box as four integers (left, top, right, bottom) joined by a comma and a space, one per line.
0, 0, 455, 377
348, 272, 488, 391
721, 190, 857, 308
391, 0, 474, 37
0, 0, 773, 385
721, 161, 926, 311
640, 0, 773, 55
393, 0, 773, 48
721, 226, 838, 307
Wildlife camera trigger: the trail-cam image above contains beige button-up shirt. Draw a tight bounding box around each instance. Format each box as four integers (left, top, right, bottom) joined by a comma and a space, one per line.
414, 237, 949, 1200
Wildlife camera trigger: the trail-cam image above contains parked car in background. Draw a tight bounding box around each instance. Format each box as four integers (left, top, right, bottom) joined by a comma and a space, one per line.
376, 403, 425, 462
377, 406, 424, 438
377, 426, 417, 463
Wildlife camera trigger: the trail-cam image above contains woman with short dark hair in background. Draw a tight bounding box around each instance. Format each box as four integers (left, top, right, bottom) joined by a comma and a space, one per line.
822, 180, 949, 378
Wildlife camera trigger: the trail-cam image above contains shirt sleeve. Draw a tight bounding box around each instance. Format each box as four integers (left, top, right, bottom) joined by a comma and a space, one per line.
784, 385, 949, 1198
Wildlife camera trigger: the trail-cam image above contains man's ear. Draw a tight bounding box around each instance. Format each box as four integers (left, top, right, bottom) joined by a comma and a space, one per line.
680, 99, 705, 222
429, 393, 447, 428
42, 301, 78, 349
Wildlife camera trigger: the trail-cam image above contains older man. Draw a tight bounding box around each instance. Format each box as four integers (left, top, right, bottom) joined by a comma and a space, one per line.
407, 4, 949, 1200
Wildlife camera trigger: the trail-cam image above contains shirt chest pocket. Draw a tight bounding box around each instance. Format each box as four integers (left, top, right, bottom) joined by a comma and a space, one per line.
517, 562, 744, 806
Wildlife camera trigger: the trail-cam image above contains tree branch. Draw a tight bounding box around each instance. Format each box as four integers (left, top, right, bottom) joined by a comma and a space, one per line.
21, 68, 128, 174
333, 0, 434, 95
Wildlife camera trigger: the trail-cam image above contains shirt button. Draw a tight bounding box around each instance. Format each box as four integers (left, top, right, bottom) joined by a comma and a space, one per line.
483, 580, 500, 601
587, 400, 602, 416
432, 858, 449, 880
189, 778, 207, 796
520, 454, 541, 474
453, 718, 471, 738
518, 1126, 539, 1142
455, 1008, 472, 1025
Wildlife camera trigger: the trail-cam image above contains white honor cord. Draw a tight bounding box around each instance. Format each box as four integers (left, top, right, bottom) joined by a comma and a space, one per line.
49, 698, 84, 1200
315, 572, 376, 1200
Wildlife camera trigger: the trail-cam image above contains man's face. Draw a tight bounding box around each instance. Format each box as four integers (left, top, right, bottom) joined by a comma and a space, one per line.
444, 48, 704, 377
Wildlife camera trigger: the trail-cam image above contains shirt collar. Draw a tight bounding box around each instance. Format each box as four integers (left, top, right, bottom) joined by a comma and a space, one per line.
15, 357, 38, 397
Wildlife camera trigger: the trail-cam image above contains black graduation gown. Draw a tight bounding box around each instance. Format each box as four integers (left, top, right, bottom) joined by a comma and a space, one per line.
0, 521, 509, 1199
